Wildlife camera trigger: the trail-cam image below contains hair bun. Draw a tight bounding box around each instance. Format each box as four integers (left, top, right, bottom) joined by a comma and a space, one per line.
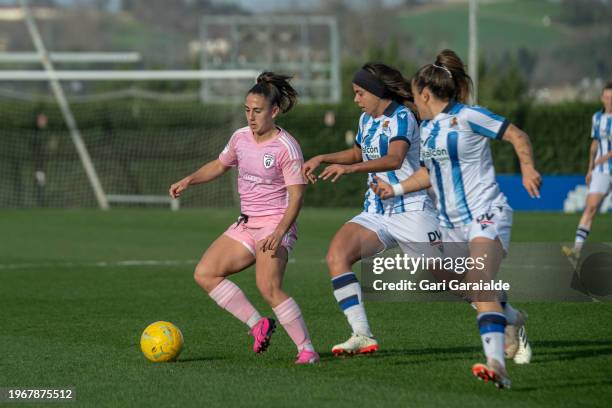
248, 72, 298, 114
256, 72, 273, 84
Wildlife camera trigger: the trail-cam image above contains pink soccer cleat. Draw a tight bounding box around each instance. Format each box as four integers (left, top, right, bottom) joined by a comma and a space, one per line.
295, 349, 320, 365
249, 317, 276, 353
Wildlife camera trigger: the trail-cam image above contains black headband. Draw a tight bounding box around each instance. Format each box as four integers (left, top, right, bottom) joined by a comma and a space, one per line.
352, 68, 388, 98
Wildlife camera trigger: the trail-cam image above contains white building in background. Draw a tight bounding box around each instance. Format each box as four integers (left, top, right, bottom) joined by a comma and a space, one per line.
533, 78, 606, 104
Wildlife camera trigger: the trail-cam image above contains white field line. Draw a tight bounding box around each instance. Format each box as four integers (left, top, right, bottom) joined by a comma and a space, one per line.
0, 258, 326, 270
0, 259, 198, 270
0, 259, 564, 270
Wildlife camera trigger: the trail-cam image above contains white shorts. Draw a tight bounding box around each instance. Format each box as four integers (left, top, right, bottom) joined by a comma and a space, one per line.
589, 172, 612, 195
348, 202, 442, 258
441, 203, 513, 253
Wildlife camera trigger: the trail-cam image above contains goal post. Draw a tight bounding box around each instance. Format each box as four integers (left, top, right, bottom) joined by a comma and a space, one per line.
7, 0, 258, 211
7, 1, 257, 210
19, 0, 109, 209
0, 93, 247, 209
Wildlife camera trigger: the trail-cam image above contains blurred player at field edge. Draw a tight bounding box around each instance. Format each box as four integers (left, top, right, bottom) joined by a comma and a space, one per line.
563, 83, 612, 258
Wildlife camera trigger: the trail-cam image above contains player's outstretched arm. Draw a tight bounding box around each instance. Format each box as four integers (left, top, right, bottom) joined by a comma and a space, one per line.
370, 167, 431, 199
318, 140, 408, 183
303, 145, 362, 183
259, 184, 305, 252
502, 124, 542, 199
169, 159, 231, 198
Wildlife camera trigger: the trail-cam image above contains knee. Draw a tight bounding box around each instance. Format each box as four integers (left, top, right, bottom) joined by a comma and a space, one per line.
193, 263, 219, 293
325, 248, 349, 273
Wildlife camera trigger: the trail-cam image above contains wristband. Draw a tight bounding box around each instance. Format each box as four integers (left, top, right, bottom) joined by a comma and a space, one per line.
392, 183, 405, 197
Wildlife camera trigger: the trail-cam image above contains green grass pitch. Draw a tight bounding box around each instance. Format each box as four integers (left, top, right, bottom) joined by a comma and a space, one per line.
1, 209, 611, 407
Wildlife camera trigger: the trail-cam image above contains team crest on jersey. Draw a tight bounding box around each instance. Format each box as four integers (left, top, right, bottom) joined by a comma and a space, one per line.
381, 120, 392, 136
263, 153, 275, 169
450, 117, 458, 127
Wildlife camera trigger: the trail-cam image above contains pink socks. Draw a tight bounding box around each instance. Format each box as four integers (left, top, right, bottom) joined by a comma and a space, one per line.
273, 297, 314, 352
209, 279, 261, 328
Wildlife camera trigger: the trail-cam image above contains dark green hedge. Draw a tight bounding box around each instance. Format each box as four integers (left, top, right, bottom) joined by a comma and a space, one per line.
0, 100, 600, 207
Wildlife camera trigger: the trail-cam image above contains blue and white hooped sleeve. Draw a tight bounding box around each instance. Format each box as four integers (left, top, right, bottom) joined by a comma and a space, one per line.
463, 105, 510, 140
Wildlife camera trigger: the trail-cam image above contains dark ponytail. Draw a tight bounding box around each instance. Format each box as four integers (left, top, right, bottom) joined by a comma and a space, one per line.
247, 72, 298, 114
412, 49, 473, 103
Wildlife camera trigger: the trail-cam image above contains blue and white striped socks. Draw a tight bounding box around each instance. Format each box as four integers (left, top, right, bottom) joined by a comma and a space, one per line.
332, 272, 372, 337
574, 225, 590, 252
477, 312, 507, 367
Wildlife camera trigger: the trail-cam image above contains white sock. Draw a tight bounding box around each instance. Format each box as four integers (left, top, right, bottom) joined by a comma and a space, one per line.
332, 272, 372, 337
477, 312, 506, 368
574, 225, 590, 251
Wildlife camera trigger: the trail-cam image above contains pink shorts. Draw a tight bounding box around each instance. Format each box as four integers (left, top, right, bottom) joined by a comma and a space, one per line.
223, 214, 298, 255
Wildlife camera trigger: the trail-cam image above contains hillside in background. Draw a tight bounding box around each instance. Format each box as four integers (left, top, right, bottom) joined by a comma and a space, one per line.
399, 0, 567, 56
395, 0, 610, 87
0, 0, 609, 100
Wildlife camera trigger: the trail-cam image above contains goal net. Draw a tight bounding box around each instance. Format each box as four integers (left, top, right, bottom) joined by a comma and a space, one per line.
0, 86, 248, 209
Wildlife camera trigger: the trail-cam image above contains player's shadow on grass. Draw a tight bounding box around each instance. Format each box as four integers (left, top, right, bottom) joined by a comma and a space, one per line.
515, 379, 612, 392
318, 346, 482, 363
318, 340, 612, 365
528, 339, 612, 364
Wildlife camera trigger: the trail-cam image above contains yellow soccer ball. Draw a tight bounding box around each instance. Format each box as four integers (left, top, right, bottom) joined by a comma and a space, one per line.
140, 321, 184, 362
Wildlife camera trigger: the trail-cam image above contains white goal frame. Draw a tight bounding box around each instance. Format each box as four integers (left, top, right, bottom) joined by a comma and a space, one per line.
10, 0, 257, 210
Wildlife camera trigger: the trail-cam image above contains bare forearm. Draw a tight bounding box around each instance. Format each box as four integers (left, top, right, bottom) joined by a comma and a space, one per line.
513, 135, 535, 168
503, 125, 535, 168
348, 155, 402, 174
400, 167, 431, 193
319, 148, 360, 165
502, 124, 542, 198
275, 188, 304, 235
188, 160, 228, 185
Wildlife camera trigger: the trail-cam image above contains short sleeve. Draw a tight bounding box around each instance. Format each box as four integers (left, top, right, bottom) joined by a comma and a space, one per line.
218, 133, 238, 167
390, 109, 415, 145
591, 112, 601, 139
279, 137, 306, 186
463, 106, 510, 140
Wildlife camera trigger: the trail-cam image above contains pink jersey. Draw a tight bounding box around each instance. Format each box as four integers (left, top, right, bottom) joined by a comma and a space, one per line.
218, 126, 306, 216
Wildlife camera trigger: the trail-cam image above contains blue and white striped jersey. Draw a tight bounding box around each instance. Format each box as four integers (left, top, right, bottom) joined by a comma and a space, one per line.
356, 101, 429, 214
591, 110, 612, 175
419, 101, 510, 228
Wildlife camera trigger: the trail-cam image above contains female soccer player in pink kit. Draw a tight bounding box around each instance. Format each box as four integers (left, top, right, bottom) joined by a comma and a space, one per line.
169, 72, 319, 364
